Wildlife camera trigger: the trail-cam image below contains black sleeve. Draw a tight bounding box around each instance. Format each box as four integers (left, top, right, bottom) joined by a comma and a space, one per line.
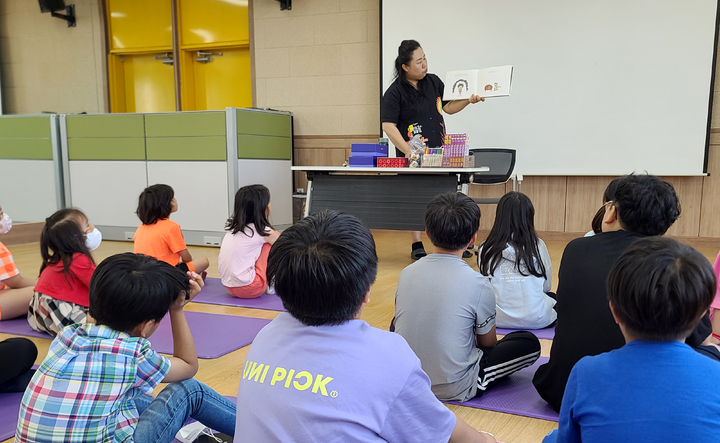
438, 76, 449, 108
381, 84, 402, 124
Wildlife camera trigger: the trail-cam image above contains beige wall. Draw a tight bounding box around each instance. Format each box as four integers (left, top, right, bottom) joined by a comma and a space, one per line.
0, 0, 106, 114
253, 0, 379, 136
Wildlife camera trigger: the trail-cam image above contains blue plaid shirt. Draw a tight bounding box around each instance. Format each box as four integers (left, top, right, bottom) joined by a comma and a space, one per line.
16, 323, 170, 442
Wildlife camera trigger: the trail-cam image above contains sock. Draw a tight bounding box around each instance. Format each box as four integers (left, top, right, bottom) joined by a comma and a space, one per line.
411, 241, 424, 251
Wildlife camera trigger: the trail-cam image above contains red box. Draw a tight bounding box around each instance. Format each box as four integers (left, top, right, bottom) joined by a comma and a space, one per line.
377, 157, 408, 168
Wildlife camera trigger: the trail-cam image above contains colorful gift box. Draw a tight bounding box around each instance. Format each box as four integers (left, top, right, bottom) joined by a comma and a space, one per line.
377, 157, 408, 168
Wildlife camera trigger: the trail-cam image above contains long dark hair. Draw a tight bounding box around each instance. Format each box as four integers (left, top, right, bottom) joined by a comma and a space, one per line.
226, 184, 273, 237
393, 40, 422, 104
137, 184, 174, 225
40, 208, 95, 282
478, 192, 546, 278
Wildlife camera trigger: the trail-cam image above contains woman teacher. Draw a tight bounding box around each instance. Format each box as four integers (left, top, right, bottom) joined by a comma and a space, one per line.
382, 39, 483, 260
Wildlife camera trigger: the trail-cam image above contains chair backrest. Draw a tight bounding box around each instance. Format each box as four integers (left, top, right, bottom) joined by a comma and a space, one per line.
469, 148, 516, 184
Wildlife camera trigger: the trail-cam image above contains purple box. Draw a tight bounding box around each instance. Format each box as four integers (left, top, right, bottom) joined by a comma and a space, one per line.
349, 156, 377, 167
351, 143, 388, 156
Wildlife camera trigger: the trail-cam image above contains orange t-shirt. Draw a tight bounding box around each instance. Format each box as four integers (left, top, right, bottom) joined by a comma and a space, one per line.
0, 241, 19, 291
134, 219, 187, 266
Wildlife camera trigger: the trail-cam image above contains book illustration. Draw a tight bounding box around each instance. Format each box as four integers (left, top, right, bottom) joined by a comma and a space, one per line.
443, 70, 479, 100
445, 66, 512, 100
453, 79, 469, 97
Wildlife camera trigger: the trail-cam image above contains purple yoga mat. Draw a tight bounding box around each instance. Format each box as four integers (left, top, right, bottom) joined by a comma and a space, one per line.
192, 278, 286, 312
149, 311, 270, 359
496, 325, 556, 340
0, 318, 52, 339
447, 356, 558, 421
0, 312, 270, 359
0, 391, 23, 440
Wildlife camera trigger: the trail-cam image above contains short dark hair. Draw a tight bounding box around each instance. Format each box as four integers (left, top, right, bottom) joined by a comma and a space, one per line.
267, 211, 378, 326
603, 174, 680, 236
137, 184, 175, 225
89, 253, 190, 333
608, 237, 715, 342
425, 192, 480, 251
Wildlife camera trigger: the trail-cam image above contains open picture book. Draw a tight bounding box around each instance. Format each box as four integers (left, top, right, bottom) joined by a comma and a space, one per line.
443, 65, 513, 100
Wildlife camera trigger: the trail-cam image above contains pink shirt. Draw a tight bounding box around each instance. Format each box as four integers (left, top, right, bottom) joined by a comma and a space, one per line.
712, 250, 720, 315
218, 224, 266, 288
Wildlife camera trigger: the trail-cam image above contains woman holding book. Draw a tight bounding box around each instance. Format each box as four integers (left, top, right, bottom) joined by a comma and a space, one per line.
381, 39, 483, 260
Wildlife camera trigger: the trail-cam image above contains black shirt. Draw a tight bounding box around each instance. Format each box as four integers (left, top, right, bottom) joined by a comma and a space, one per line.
532, 230, 712, 412
382, 73, 449, 157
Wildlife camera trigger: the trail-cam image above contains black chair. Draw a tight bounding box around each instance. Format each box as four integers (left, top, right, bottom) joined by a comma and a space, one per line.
468, 148, 518, 204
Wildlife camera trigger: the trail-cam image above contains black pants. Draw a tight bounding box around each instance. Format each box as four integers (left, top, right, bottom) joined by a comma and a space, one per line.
0, 338, 37, 393
476, 331, 541, 396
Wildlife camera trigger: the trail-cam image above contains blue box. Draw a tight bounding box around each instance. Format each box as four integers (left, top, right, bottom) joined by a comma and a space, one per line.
350, 151, 388, 158
349, 156, 377, 167
351, 143, 388, 156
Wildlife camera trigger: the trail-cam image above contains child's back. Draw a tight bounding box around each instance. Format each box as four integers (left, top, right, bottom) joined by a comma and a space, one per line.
551, 341, 720, 442
478, 239, 555, 329
478, 192, 555, 329
134, 217, 186, 266
544, 237, 720, 442
16, 322, 167, 442
218, 185, 279, 298
16, 253, 235, 443
394, 253, 495, 401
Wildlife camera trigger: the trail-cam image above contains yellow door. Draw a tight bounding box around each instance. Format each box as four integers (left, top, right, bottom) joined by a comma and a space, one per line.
111, 53, 176, 113
184, 47, 251, 111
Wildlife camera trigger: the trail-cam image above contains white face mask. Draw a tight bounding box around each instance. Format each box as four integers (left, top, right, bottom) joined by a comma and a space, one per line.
0, 213, 12, 234
85, 227, 102, 251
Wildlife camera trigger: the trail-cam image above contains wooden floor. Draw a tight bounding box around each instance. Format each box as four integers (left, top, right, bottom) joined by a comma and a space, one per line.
2, 231, 718, 443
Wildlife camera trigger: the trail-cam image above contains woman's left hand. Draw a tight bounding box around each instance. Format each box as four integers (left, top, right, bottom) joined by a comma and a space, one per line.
469, 94, 484, 104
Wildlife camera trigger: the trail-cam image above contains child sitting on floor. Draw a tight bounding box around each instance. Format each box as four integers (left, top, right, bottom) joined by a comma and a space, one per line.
477, 192, 556, 329
544, 237, 720, 442
134, 184, 209, 276
710, 251, 720, 343
394, 192, 541, 402
29, 208, 100, 335
218, 185, 280, 298
16, 253, 236, 443
235, 211, 498, 442
0, 203, 36, 321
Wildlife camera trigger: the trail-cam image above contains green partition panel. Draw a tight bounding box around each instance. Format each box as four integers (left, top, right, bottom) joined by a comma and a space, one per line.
145, 112, 226, 137
0, 116, 54, 160
0, 116, 51, 138
236, 111, 292, 137
66, 115, 145, 138
237, 135, 291, 160
0, 139, 53, 160
146, 137, 226, 161
68, 138, 147, 160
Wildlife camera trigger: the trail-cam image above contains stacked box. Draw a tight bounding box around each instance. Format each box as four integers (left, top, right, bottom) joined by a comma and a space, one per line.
377, 157, 408, 167
349, 143, 388, 167
349, 156, 377, 167
442, 133, 470, 167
